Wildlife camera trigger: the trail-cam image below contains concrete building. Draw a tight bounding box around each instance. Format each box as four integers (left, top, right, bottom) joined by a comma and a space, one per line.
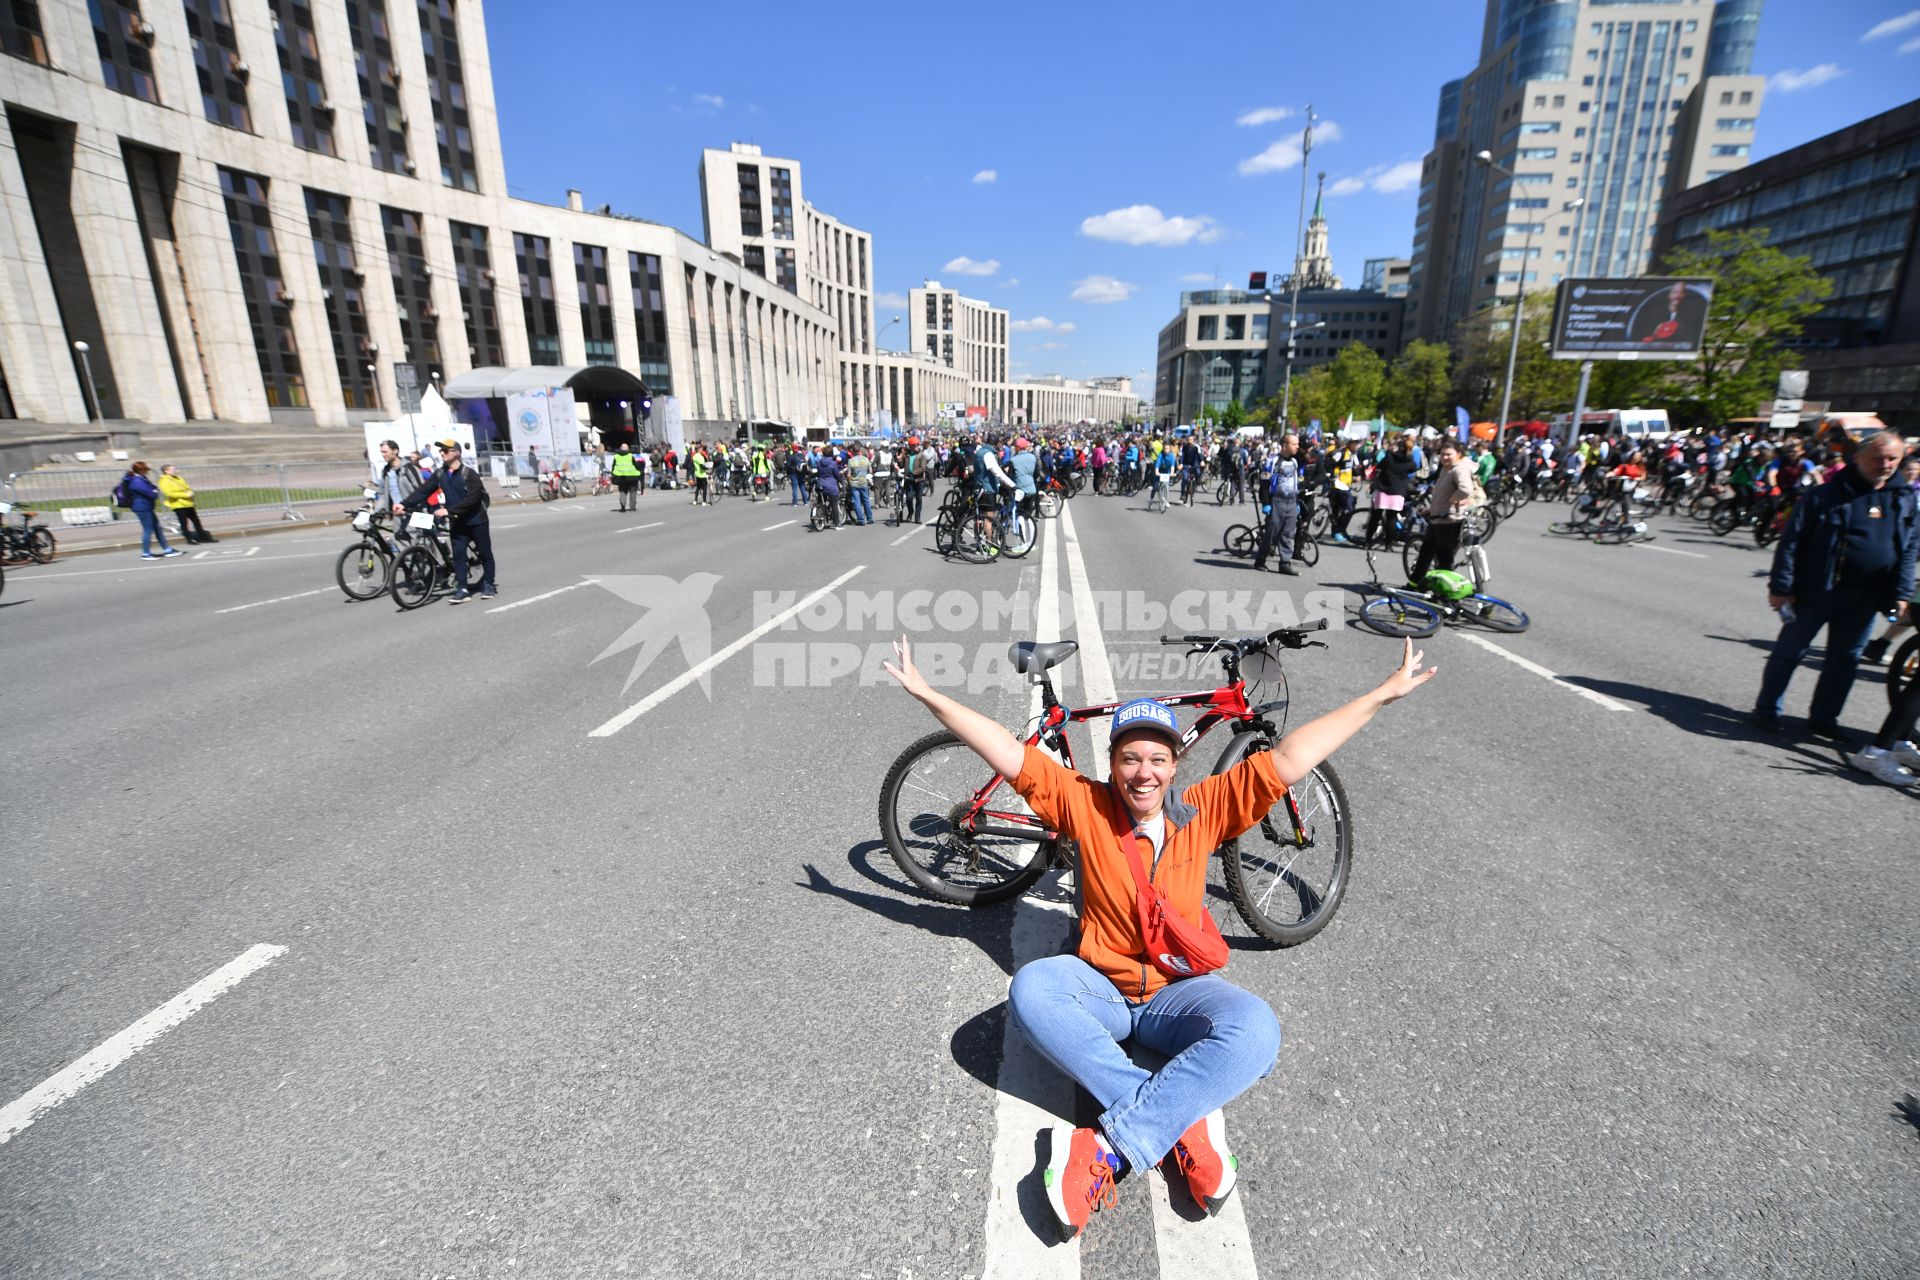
1154, 290, 1272, 426
1652, 97, 1920, 431
1407, 0, 1767, 343
1362, 257, 1411, 297
0, 0, 869, 441
909, 281, 1007, 391
698, 143, 883, 430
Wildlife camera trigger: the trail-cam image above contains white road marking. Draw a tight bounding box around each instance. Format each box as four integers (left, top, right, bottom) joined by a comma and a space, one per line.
615, 522, 663, 534
24, 551, 336, 580
588, 565, 866, 737
1060, 500, 1264, 1274
761, 519, 797, 532
1454, 631, 1632, 710
0, 944, 287, 1147
492, 522, 525, 530
486, 579, 599, 614
1630, 542, 1708, 559
192, 546, 260, 561
213, 586, 336, 614
888, 520, 931, 547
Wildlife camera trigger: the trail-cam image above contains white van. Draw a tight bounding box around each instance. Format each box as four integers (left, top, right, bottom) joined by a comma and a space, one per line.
1554, 407, 1673, 446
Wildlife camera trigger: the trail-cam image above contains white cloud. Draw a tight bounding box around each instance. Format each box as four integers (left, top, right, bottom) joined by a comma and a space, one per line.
1005, 277, 1020, 287
1902, 35, 1920, 53
1080, 205, 1222, 247
1238, 121, 1342, 175
972, 169, 998, 184
874, 290, 909, 308
1071, 275, 1136, 305
1178, 272, 1216, 284
691, 92, 725, 109
1329, 159, 1425, 197
1769, 64, 1846, 91
1037, 341, 1070, 351
1011, 317, 1077, 333
1235, 106, 1295, 127
1862, 9, 1920, 40
1054, 321, 1075, 333
943, 256, 1000, 276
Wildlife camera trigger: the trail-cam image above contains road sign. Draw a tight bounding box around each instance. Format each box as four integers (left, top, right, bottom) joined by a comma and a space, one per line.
1770, 398, 1804, 430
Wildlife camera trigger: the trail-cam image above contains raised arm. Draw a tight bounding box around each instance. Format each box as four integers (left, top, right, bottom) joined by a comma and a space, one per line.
882, 636, 1026, 781
1269, 638, 1435, 787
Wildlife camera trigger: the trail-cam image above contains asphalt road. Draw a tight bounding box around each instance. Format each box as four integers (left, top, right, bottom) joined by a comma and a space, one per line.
1, 483, 1913, 1279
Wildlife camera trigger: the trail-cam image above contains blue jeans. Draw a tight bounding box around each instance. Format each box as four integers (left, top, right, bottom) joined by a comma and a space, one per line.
850, 486, 872, 524
135, 507, 171, 554
1007, 954, 1281, 1172
1755, 588, 1884, 726
789, 473, 805, 504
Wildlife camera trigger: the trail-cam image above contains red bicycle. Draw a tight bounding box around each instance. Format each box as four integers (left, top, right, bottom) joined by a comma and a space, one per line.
877, 621, 1353, 946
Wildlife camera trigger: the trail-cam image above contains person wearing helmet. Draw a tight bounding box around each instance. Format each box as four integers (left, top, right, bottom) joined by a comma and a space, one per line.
883, 634, 1435, 1240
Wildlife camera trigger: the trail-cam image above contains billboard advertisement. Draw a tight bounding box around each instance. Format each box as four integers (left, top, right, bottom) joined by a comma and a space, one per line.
1550, 277, 1714, 360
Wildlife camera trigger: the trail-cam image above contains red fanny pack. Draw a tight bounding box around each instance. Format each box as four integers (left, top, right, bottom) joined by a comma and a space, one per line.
1123, 829, 1229, 981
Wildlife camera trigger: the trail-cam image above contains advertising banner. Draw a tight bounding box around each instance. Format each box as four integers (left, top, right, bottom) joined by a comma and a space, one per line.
659, 394, 685, 452
1550, 277, 1714, 360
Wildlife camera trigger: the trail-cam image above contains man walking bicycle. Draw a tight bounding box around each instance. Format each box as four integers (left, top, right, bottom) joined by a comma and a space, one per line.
401, 439, 497, 604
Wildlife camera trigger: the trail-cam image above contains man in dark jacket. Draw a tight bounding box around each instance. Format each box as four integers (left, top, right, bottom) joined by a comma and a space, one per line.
402, 439, 496, 603
1754, 432, 1915, 736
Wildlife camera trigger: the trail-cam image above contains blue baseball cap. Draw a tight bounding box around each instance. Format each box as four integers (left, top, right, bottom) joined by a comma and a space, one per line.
1110, 698, 1181, 751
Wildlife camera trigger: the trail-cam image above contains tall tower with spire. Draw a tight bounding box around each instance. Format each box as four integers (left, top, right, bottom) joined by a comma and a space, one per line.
1285, 172, 1343, 291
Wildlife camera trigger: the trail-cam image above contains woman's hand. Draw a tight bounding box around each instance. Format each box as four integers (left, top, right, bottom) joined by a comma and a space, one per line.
882, 635, 935, 702
1376, 637, 1437, 705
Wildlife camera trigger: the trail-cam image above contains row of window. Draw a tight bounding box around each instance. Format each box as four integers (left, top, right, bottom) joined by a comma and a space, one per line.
10, 0, 476, 190
213, 165, 675, 409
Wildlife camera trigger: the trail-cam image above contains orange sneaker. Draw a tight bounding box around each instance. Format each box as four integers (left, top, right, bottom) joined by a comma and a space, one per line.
1172, 1109, 1237, 1214
1043, 1123, 1121, 1238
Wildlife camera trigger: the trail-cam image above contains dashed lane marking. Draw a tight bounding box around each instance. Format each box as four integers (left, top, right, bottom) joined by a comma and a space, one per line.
24, 552, 336, 580
213, 586, 336, 614
1454, 631, 1633, 710
615, 522, 663, 534
1629, 542, 1708, 559
0, 944, 287, 1147
486, 579, 599, 614
587, 565, 867, 738
888, 520, 931, 547
761, 519, 797, 532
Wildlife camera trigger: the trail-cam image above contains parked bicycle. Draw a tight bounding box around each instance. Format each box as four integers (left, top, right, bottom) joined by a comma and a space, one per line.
538, 469, 576, 502
1220, 512, 1319, 569
877, 622, 1353, 945
0, 502, 56, 564
1355, 544, 1529, 638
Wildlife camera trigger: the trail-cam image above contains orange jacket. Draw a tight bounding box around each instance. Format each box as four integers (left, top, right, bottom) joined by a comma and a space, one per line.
1013, 744, 1287, 1002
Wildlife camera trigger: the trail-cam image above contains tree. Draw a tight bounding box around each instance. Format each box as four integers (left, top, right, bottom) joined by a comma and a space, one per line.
1644, 228, 1833, 429
1287, 343, 1387, 431
1381, 339, 1452, 428
1218, 399, 1247, 432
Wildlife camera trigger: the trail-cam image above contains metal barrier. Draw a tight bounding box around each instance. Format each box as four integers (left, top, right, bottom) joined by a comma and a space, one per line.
2, 461, 375, 525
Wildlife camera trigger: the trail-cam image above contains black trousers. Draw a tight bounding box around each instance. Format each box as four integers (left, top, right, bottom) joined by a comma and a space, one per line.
450, 520, 496, 593
1409, 519, 1462, 582
173, 506, 212, 542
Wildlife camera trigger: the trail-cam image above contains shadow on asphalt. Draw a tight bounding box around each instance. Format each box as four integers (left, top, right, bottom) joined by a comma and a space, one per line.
796, 841, 1019, 976
1554, 676, 1772, 742
1703, 633, 1778, 654
1897, 1094, 1920, 1136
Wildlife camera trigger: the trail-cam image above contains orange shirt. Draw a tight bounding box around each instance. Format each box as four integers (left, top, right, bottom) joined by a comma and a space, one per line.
1012, 743, 1287, 1002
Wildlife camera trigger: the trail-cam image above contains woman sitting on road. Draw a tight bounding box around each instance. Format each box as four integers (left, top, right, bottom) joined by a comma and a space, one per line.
883, 635, 1435, 1239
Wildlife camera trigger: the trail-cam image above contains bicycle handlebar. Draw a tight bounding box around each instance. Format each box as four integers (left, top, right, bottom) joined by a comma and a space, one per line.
1158, 619, 1329, 650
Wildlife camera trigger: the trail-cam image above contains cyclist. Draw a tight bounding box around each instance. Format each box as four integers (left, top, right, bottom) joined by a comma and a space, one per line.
690, 442, 712, 506
880, 632, 1435, 1239
813, 446, 844, 530
1406, 438, 1478, 586
1122, 438, 1141, 492
1252, 433, 1303, 575
1010, 438, 1039, 518
1150, 443, 1177, 507
1179, 437, 1203, 504
399, 439, 495, 603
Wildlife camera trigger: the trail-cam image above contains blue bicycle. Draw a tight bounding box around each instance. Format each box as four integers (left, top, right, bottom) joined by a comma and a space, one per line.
1356, 545, 1529, 638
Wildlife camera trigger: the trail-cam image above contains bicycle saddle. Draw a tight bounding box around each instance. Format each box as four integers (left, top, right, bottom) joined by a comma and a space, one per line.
1008, 640, 1079, 674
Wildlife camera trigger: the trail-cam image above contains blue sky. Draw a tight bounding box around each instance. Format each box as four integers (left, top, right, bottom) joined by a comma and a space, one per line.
485, 1, 1920, 390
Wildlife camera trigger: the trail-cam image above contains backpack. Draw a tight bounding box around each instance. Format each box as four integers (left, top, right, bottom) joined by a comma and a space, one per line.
112, 474, 135, 508
1464, 468, 1488, 509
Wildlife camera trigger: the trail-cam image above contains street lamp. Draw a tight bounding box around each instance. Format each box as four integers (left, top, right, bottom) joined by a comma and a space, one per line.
1475, 148, 1582, 451
1278, 105, 1317, 430
874, 315, 901, 432
72, 340, 100, 421
366, 363, 380, 410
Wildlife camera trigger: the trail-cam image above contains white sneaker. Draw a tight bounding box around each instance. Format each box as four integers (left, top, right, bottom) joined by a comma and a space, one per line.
1848, 746, 1919, 787
1889, 741, 1920, 771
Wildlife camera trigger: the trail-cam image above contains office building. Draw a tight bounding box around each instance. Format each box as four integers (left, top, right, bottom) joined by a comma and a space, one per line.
1652, 98, 1920, 430
1362, 257, 1411, 297
909, 281, 1008, 393
1407, 0, 1767, 343
1154, 290, 1272, 426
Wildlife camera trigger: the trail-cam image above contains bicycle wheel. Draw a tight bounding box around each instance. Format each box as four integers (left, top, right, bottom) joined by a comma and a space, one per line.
560, 476, 576, 498
1708, 505, 1740, 536
389, 545, 439, 610
1294, 533, 1319, 568
1224, 524, 1257, 558
997, 509, 1038, 559
1888, 635, 1920, 710
1465, 594, 1529, 633
27, 528, 55, 563
1358, 593, 1440, 638
1038, 490, 1062, 520
879, 730, 1053, 905
809, 500, 828, 532
462, 545, 487, 591
335, 541, 391, 601
1211, 735, 1352, 947
1216, 481, 1231, 506
539, 483, 556, 503
1463, 506, 1498, 545
1545, 522, 1591, 537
